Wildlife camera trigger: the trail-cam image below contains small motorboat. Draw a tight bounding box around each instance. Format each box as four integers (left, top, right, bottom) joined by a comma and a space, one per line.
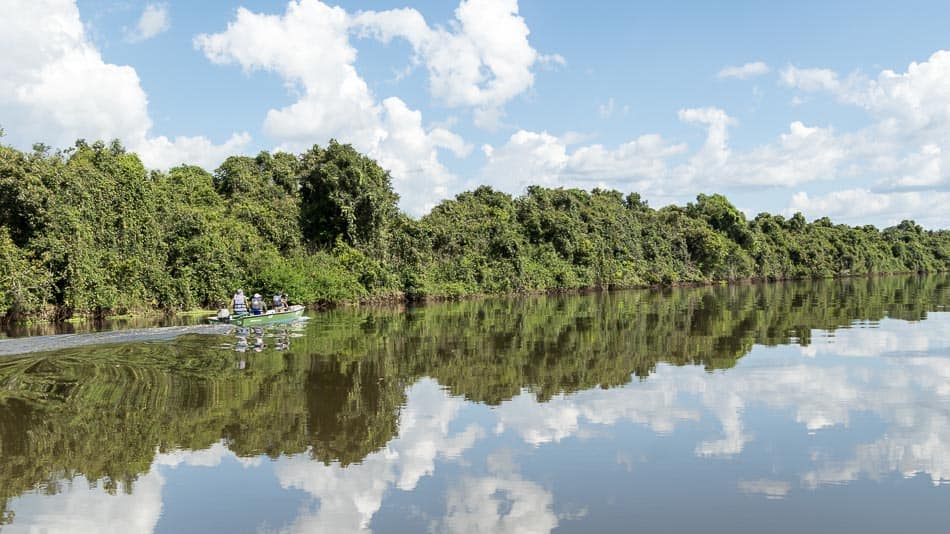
207, 305, 306, 326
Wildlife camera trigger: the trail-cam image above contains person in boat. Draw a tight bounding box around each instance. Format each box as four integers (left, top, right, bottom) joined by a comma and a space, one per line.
280, 292, 289, 309
272, 292, 284, 312
250, 293, 266, 315
231, 289, 249, 316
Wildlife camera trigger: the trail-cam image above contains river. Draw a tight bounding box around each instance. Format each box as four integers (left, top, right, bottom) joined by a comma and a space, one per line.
1, 274, 949, 532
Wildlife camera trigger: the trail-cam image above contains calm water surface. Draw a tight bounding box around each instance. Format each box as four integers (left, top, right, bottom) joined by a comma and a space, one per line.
2, 275, 950, 533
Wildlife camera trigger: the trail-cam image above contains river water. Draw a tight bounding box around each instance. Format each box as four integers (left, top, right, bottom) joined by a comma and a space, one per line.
1, 275, 949, 533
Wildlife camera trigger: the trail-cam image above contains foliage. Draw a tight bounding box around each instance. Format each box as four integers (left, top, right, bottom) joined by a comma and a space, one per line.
297, 140, 400, 254
1, 132, 949, 320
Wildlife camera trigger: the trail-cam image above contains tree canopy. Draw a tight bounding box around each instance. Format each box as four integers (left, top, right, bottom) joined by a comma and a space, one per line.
1, 133, 949, 320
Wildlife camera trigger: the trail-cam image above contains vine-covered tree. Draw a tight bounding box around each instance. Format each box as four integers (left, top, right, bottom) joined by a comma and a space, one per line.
1, 130, 949, 320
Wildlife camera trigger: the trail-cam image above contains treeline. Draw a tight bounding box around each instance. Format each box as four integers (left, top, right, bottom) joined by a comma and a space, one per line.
2, 135, 949, 319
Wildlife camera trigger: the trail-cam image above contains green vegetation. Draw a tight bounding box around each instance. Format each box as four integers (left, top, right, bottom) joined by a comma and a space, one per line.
2, 135, 949, 321
1, 273, 948, 517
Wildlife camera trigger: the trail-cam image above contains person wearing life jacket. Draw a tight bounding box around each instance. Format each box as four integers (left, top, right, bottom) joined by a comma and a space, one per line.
272, 292, 283, 311
250, 293, 266, 315
231, 289, 249, 315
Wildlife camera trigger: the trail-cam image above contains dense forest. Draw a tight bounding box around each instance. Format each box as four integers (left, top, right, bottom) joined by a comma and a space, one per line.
2, 274, 947, 518
2, 134, 949, 321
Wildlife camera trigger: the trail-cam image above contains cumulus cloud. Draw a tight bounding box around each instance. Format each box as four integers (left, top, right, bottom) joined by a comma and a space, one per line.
196, 0, 475, 215
479, 129, 685, 195
477, 50, 950, 226
787, 189, 950, 227
784, 51, 950, 137
677, 106, 737, 172
775, 51, 950, 225
479, 109, 847, 199
354, 0, 553, 129
124, 2, 170, 43
0, 0, 248, 169
718, 61, 769, 80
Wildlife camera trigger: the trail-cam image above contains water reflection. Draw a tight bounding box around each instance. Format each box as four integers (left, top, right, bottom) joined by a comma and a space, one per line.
229, 323, 307, 354
1, 275, 949, 532
0, 313, 208, 339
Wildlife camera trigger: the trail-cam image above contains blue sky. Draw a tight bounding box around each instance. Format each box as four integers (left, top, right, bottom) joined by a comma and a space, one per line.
3, 1, 950, 226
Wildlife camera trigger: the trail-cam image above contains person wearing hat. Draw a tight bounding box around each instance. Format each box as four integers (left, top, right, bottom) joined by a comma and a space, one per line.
250, 292, 267, 315
231, 289, 249, 315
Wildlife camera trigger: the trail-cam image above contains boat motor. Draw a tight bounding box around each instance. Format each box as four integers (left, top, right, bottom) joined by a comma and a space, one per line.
217, 308, 231, 322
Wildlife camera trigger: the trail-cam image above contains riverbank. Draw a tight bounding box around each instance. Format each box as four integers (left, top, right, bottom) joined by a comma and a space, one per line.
2, 268, 940, 332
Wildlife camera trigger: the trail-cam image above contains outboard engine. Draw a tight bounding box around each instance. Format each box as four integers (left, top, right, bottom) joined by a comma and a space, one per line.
217, 308, 231, 322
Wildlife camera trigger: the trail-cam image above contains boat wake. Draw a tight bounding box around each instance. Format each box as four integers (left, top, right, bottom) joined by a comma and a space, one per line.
0, 324, 236, 357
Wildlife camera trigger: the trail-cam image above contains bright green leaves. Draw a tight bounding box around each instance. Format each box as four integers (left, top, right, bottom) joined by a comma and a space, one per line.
2, 132, 950, 320
298, 140, 400, 254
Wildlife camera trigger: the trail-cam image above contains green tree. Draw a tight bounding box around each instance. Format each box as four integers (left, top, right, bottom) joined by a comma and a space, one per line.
297, 141, 400, 254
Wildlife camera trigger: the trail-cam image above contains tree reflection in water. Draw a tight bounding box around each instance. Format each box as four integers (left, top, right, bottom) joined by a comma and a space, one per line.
1, 274, 949, 528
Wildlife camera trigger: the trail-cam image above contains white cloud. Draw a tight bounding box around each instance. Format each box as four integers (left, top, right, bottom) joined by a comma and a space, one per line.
124, 2, 170, 43
860, 51, 950, 134
354, 0, 553, 129
780, 65, 844, 92
718, 61, 769, 80
677, 106, 737, 172
875, 144, 944, 190
779, 52, 950, 197
785, 51, 950, 137
478, 107, 849, 199
538, 52, 567, 69
706, 120, 848, 187
195, 0, 474, 215
476, 50, 950, 226
479, 129, 685, 195
0, 0, 248, 170
137, 131, 252, 170
787, 189, 950, 226
597, 98, 628, 119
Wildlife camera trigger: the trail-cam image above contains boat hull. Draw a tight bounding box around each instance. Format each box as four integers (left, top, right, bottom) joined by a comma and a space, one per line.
207, 305, 306, 326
